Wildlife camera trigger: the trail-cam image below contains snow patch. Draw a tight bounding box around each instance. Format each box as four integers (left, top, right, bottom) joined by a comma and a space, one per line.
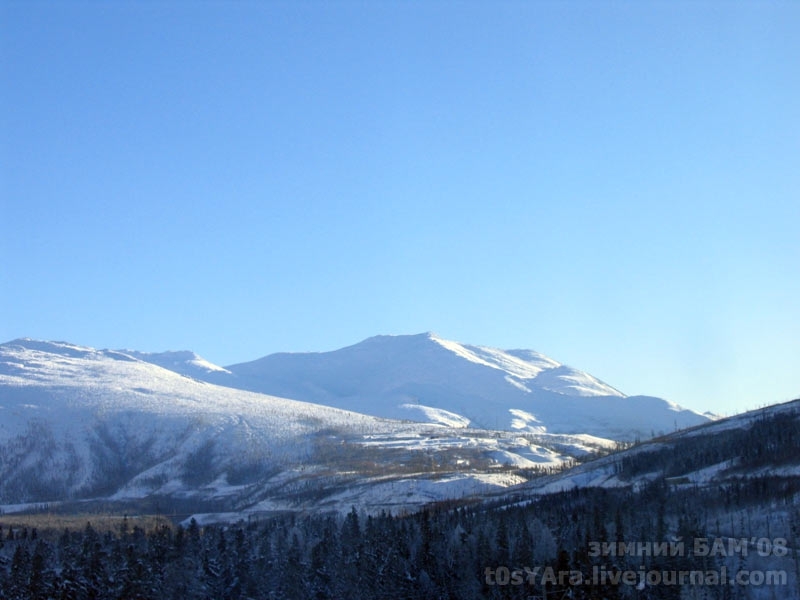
400, 403, 470, 427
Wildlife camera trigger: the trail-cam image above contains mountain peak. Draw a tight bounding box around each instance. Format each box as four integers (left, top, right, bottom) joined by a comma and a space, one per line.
357, 331, 440, 345
217, 333, 708, 439
2, 338, 135, 363
122, 349, 231, 376
2, 334, 711, 441
5, 338, 93, 355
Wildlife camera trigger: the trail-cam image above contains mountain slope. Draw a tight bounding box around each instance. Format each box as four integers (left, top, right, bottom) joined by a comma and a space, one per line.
207, 333, 708, 440
121, 349, 232, 378
490, 397, 800, 501
0, 339, 382, 502
0, 338, 607, 513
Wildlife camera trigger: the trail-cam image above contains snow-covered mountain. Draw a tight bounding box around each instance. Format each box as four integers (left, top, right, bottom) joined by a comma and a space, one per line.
0, 338, 610, 514
485, 396, 800, 505
121, 349, 232, 378
199, 333, 709, 440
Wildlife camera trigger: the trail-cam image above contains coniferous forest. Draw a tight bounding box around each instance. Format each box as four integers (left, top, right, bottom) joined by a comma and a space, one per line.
2, 407, 799, 599
1, 475, 798, 600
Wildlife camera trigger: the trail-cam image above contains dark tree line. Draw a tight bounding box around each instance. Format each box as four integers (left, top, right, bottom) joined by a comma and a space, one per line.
619, 408, 800, 480
2, 405, 799, 599
2, 471, 798, 600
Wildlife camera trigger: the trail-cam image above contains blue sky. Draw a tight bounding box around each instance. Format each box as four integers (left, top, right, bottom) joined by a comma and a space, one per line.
2, 1, 798, 415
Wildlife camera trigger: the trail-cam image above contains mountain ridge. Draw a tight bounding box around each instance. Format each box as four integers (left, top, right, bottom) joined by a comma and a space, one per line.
0, 337, 613, 513
196, 332, 709, 439
2, 334, 709, 441
4, 335, 789, 524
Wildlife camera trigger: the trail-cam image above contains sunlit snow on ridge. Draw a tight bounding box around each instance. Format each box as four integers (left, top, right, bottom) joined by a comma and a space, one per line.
215, 332, 708, 440
400, 403, 471, 428
1, 337, 615, 515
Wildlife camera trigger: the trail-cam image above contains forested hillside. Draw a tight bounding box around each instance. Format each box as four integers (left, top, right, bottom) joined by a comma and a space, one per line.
3, 399, 798, 599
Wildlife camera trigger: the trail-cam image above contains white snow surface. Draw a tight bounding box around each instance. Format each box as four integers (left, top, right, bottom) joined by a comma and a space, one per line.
122, 349, 232, 376
214, 333, 709, 441
0, 337, 608, 513
399, 403, 471, 428
489, 397, 800, 510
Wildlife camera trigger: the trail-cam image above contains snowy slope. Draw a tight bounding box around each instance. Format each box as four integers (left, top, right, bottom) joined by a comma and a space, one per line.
0, 338, 606, 512
123, 349, 232, 378
0, 339, 385, 501
491, 397, 800, 500
209, 333, 708, 440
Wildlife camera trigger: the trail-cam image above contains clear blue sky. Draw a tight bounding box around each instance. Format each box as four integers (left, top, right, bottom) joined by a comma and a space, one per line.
2, 1, 798, 416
